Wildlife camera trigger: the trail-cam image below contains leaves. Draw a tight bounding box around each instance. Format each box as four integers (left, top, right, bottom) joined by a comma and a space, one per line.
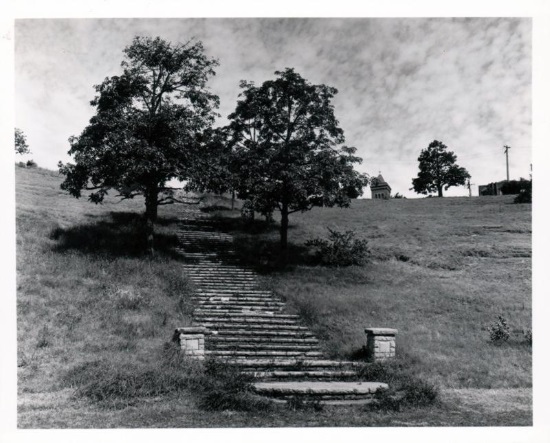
59, 36, 219, 211
228, 68, 369, 238
15, 128, 31, 155
411, 140, 470, 197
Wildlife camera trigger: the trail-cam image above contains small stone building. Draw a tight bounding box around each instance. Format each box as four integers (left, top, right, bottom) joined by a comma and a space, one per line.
370, 174, 392, 199
478, 181, 506, 196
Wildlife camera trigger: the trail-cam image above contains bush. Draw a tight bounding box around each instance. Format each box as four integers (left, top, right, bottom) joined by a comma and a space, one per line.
523, 328, 532, 345
514, 183, 532, 203
402, 379, 439, 406
26, 159, 37, 168
501, 179, 531, 195
286, 396, 324, 411
306, 228, 370, 266
487, 315, 510, 343
108, 285, 146, 310
62, 355, 201, 408
358, 360, 439, 411
196, 360, 272, 412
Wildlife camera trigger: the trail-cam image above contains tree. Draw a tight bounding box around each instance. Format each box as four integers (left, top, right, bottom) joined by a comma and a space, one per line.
58, 36, 219, 254
411, 140, 470, 197
228, 68, 369, 250
15, 128, 31, 155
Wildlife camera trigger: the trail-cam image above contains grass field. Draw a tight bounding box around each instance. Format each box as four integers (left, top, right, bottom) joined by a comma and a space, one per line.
16, 165, 532, 427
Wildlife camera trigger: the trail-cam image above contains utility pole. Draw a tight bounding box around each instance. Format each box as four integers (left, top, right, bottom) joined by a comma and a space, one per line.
504, 145, 511, 181
467, 178, 475, 197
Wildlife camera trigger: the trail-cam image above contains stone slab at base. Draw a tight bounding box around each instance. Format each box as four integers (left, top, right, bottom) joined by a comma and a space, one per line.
253, 381, 388, 401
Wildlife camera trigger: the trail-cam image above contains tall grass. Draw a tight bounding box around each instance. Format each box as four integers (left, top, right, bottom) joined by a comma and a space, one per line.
16, 166, 532, 426
216, 195, 532, 389
16, 166, 195, 398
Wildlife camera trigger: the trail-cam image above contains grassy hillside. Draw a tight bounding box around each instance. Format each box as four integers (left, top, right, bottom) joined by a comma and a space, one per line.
223, 195, 532, 389
16, 165, 532, 427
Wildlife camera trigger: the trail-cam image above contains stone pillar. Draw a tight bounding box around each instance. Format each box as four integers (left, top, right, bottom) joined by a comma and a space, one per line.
173, 326, 211, 360
365, 328, 397, 362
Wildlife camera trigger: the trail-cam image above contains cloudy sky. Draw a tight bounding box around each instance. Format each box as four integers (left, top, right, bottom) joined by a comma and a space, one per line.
14, 18, 531, 198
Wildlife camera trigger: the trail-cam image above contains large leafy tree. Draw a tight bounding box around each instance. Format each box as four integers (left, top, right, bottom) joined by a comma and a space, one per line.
228, 68, 369, 249
59, 36, 219, 253
411, 140, 470, 197
15, 128, 31, 155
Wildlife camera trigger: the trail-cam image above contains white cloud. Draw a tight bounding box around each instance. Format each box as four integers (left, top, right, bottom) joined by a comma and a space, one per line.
15, 18, 531, 197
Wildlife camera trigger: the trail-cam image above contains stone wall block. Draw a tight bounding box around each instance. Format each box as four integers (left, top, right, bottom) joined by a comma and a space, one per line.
365, 327, 398, 362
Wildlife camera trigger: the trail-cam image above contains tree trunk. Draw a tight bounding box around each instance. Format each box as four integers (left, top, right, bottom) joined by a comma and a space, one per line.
231, 190, 235, 211
144, 185, 158, 255
280, 203, 289, 250
437, 186, 443, 197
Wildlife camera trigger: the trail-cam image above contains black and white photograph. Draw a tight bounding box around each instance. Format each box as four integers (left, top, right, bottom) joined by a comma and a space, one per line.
2, 1, 549, 441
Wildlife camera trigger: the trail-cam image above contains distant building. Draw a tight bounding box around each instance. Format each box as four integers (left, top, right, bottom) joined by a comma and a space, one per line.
478, 180, 506, 196
370, 174, 392, 199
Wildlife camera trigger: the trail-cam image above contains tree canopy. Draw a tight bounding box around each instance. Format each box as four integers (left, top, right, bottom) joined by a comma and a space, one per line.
58, 36, 219, 253
411, 140, 470, 197
227, 68, 368, 249
15, 128, 31, 155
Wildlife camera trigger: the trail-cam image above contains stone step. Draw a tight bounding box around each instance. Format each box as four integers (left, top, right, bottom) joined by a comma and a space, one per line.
192, 296, 276, 302
177, 237, 232, 241
192, 286, 260, 290
193, 316, 299, 325
195, 306, 286, 313
194, 313, 299, 321
195, 307, 284, 315
190, 277, 257, 281
221, 359, 359, 371
187, 275, 257, 280
212, 330, 315, 338
177, 244, 234, 249
190, 278, 256, 283
198, 323, 309, 332
185, 271, 256, 276
181, 269, 255, 275
189, 275, 254, 280
252, 381, 387, 400
206, 342, 320, 351
205, 349, 323, 358
177, 232, 232, 236
178, 239, 230, 242
194, 289, 272, 295
245, 370, 359, 380
177, 251, 236, 256
209, 336, 319, 345
194, 300, 284, 307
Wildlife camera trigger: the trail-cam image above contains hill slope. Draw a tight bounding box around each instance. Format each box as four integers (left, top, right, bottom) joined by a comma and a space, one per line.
16, 165, 532, 427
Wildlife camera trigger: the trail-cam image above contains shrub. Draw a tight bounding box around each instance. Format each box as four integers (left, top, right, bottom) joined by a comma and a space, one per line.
196, 360, 272, 412
36, 325, 51, 348
501, 179, 531, 195
26, 159, 37, 168
371, 387, 403, 411
522, 328, 532, 345
402, 379, 439, 406
358, 360, 439, 411
306, 228, 370, 266
514, 183, 532, 203
108, 285, 146, 310
240, 200, 255, 221
487, 315, 510, 343
62, 345, 205, 408
286, 396, 324, 411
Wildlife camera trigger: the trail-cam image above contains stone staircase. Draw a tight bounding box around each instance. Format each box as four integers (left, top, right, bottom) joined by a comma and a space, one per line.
174, 209, 387, 403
